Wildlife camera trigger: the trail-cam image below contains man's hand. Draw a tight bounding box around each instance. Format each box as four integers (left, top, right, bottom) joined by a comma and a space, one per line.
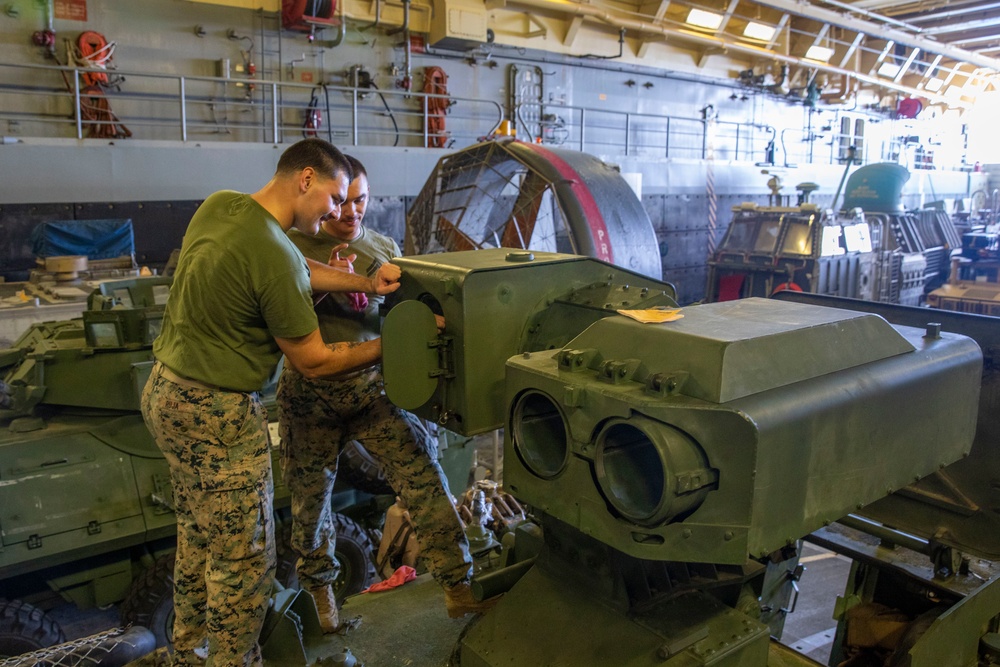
435, 315, 446, 332
328, 243, 358, 272
370, 262, 402, 295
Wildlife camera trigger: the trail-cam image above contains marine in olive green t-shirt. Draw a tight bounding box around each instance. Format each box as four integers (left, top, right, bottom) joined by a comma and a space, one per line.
286, 225, 399, 345
155, 190, 319, 392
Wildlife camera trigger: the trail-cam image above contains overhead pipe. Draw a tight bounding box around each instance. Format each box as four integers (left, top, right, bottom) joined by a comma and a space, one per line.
363, 0, 382, 31
502, 0, 967, 107
325, 0, 347, 47
387, 0, 412, 89
821, 73, 859, 105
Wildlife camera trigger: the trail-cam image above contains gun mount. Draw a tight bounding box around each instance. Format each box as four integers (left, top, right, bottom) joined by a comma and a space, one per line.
381, 248, 982, 665
381, 249, 680, 435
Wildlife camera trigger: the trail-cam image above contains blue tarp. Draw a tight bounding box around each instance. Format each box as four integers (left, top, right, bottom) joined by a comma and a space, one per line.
30, 220, 135, 259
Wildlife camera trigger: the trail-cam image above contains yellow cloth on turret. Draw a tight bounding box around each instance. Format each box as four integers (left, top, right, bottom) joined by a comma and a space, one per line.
616, 307, 683, 324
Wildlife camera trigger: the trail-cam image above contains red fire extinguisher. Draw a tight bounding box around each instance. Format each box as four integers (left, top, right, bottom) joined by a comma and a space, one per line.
303, 88, 321, 137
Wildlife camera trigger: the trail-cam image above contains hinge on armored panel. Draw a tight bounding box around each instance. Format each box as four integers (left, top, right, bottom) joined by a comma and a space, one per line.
646, 371, 689, 397
429, 335, 456, 380
596, 359, 641, 385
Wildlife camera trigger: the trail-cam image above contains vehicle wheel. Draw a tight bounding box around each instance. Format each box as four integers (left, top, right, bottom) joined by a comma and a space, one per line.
331, 513, 378, 598
120, 552, 175, 649
275, 513, 378, 602
0, 598, 66, 657
340, 440, 393, 495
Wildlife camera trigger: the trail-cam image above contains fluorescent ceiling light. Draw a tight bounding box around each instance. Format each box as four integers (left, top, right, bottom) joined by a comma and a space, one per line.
924, 77, 944, 92
743, 21, 775, 41
945, 85, 964, 99
686, 8, 723, 30
877, 62, 901, 78
804, 45, 834, 62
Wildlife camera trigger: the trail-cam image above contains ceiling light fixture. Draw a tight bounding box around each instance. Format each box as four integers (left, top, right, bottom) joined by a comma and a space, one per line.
944, 85, 964, 99
804, 45, 835, 62
686, 8, 724, 30
877, 62, 901, 78
924, 78, 944, 92
743, 21, 775, 41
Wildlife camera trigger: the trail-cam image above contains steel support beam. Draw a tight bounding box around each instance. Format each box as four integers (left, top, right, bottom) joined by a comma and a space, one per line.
750, 0, 1000, 71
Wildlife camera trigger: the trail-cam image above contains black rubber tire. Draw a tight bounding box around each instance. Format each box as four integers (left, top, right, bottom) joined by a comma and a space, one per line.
120, 553, 175, 649
340, 440, 394, 495
275, 513, 378, 601
0, 598, 66, 657
331, 513, 378, 598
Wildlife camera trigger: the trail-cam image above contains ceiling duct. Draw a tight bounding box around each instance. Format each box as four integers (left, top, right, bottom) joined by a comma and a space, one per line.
429, 0, 488, 50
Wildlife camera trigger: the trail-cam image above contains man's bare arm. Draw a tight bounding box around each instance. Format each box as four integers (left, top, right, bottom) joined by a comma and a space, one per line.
275, 329, 381, 379
305, 257, 401, 295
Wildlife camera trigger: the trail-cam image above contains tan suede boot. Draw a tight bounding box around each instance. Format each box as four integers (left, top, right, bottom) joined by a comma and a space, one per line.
308, 584, 340, 633
444, 582, 501, 618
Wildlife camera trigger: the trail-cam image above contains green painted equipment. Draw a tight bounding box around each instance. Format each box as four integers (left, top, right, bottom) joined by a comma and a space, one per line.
841, 162, 909, 213
502, 299, 978, 564
775, 291, 1000, 666
380, 248, 983, 666
0, 277, 381, 657
706, 164, 962, 307
0, 278, 172, 588
705, 180, 883, 303
382, 249, 679, 435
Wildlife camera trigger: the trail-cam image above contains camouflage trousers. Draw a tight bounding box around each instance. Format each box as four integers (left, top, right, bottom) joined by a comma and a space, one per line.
141, 362, 275, 667
276, 365, 472, 590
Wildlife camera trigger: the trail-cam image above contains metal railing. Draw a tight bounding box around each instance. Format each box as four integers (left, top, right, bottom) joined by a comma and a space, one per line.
0, 61, 972, 173
0, 61, 504, 148
515, 102, 777, 163
777, 127, 873, 167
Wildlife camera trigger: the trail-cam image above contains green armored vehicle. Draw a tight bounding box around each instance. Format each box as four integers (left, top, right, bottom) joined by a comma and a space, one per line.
359, 248, 991, 666
0, 277, 379, 656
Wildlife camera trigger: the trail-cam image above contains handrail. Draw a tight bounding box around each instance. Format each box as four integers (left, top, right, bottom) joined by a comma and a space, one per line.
0, 61, 976, 172
0, 60, 504, 148
515, 101, 776, 163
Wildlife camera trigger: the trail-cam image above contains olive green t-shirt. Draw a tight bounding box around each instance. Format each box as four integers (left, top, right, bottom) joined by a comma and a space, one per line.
154, 191, 319, 392
287, 226, 400, 344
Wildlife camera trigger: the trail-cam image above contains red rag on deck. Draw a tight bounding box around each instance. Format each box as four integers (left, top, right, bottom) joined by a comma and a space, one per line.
363, 565, 417, 593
